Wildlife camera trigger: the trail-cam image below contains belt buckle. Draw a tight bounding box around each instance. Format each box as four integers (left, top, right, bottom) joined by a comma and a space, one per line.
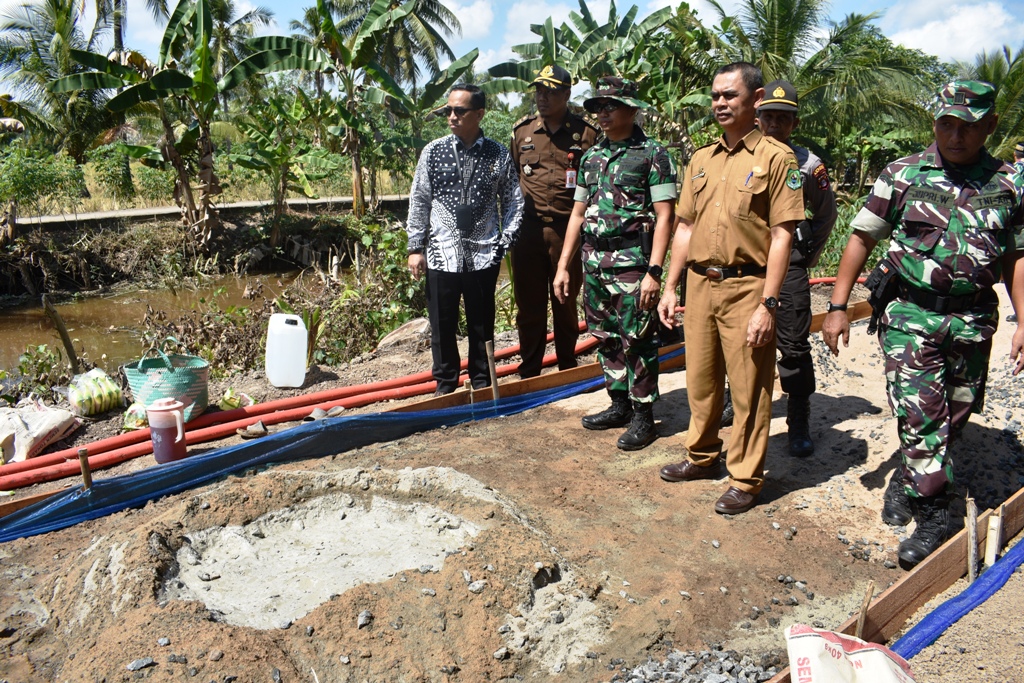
705, 266, 724, 281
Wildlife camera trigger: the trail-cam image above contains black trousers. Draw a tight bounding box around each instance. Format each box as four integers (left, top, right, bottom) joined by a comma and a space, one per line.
511, 218, 582, 378
426, 265, 500, 392
777, 263, 815, 396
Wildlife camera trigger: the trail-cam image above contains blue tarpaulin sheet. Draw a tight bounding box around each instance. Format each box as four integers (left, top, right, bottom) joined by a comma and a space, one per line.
2, 349, 687, 543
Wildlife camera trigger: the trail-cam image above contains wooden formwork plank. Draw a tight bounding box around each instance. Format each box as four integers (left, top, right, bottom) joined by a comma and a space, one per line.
768, 485, 1024, 682
0, 487, 70, 519
389, 343, 685, 413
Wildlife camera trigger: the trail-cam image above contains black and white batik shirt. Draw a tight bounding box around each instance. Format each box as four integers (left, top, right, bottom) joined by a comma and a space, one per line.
406, 132, 524, 273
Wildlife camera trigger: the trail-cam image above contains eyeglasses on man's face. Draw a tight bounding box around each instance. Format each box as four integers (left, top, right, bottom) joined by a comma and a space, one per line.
441, 106, 481, 117
589, 100, 623, 114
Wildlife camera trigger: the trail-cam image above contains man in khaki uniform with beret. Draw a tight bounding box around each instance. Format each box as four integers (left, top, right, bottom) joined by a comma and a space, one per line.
657, 62, 805, 514
511, 65, 600, 378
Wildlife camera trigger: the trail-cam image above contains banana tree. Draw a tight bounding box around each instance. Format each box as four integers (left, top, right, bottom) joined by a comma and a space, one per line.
249, 0, 476, 217
231, 94, 341, 246
485, 0, 674, 96
50, 0, 329, 246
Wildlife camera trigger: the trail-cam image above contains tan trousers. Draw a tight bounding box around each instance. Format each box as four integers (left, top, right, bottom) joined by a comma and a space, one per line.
682, 269, 776, 494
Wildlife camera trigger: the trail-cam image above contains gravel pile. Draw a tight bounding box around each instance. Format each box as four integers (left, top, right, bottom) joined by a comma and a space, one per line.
604, 646, 784, 683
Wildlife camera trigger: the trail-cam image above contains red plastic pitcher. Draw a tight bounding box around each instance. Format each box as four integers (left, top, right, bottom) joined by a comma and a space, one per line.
147, 398, 187, 464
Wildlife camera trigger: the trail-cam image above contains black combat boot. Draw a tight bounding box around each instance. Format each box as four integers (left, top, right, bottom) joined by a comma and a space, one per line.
617, 402, 657, 451
582, 390, 633, 430
720, 386, 734, 428
898, 495, 950, 568
881, 469, 912, 526
786, 393, 814, 458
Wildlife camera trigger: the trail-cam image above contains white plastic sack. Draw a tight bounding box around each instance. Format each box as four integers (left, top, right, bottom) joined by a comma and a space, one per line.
785, 624, 916, 683
0, 400, 80, 464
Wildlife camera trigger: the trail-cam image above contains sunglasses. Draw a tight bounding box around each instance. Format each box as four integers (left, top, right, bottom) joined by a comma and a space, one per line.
588, 100, 623, 114
440, 106, 481, 117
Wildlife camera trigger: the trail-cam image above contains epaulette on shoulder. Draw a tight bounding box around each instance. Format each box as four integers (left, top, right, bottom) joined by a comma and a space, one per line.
512, 114, 537, 130
761, 135, 795, 156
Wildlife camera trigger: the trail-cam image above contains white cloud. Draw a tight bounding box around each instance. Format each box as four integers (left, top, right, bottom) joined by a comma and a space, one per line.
447, 0, 496, 56
884, 0, 1024, 62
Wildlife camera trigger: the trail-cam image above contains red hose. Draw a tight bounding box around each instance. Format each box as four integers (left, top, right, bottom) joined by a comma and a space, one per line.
1, 323, 590, 478
0, 336, 600, 490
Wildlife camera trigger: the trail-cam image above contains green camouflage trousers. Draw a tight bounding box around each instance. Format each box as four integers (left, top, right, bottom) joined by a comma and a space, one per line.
881, 299, 996, 498
584, 265, 659, 403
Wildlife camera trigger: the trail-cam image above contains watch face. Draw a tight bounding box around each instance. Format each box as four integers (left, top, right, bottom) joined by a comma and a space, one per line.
648, 265, 663, 279
762, 296, 778, 309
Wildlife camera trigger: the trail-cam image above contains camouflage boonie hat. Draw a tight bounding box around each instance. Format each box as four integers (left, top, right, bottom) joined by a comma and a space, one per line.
934, 80, 996, 122
530, 64, 572, 89
583, 77, 648, 112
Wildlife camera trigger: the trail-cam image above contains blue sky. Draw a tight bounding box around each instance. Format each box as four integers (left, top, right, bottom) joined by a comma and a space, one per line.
5, 0, 1024, 73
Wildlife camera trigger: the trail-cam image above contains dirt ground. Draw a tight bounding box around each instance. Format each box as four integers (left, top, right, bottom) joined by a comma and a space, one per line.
2, 284, 1024, 683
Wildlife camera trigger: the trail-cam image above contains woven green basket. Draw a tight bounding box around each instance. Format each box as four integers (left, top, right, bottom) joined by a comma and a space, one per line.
123, 337, 210, 423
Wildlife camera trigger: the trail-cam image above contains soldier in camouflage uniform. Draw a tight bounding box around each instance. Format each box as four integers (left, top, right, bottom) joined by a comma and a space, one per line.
823, 80, 1024, 568
1014, 141, 1024, 177
553, 78, 678, 450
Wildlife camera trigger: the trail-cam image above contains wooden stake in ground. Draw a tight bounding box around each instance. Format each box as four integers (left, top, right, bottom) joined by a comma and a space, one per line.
77, 448, 92, 490
966, 496, 978, 583
855, 580, 875, 640
485, 340, 499, 403
984, 504, 1004, 567
42, 294, 80, 374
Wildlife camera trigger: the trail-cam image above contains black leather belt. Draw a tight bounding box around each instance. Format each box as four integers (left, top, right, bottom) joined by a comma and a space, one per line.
582, 232, 642, 251
899, 283, 987, 315
690, 262, 767, 280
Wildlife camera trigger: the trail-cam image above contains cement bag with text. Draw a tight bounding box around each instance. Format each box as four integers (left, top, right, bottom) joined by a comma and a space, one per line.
785, 624, 916, 683
123, 337, 209, 423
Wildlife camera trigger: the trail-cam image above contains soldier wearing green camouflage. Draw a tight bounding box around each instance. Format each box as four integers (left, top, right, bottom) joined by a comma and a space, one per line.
553, 77, 678, 451
823, 80, 1024, 569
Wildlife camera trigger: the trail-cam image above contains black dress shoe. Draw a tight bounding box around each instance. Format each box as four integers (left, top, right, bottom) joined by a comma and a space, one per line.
433, 386, 455, 397
714, 486, 758, 514
659, 459, 720, 482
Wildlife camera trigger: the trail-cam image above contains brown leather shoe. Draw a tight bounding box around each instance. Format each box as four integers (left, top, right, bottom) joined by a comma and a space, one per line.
659, 459, 720, 482
714, 487, 758, 514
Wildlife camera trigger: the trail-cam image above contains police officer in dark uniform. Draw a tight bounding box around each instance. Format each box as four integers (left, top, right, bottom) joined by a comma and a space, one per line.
511, 64, 600, 378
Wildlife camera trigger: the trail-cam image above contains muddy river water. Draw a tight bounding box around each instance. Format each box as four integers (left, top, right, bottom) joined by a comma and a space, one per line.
0, 276, 290, 374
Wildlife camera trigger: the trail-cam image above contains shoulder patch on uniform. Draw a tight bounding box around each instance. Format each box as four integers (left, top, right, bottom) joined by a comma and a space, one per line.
786, 168, 803, 190
812, 163, 830, 191
512, 115, 535, 130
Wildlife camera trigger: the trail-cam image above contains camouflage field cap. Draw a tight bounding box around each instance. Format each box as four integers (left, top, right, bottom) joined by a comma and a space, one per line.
1015, 141, 1024, 156
759, 79, 799, 113
583, 77, 649, 112
530, 64, 572, 89
934, 80, 996, 122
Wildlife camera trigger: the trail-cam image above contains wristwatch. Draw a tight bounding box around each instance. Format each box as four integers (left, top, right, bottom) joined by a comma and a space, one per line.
647, 264, 664, 281
826, 301, 848, 313
760, 296, 778, 311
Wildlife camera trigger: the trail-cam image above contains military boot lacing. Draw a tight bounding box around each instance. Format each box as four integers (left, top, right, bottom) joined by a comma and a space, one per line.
898, 495, 950, 568
582, 390, 633, 430
617, 402, 657, 451
786, 394, 814, 458
882, 469, 912, 527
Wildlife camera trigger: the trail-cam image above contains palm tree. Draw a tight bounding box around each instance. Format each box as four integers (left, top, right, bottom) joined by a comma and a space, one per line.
0, 0, 118, 161
956, 45, 1024, 159
332, 0, 461, 88
209, 0, 274, 114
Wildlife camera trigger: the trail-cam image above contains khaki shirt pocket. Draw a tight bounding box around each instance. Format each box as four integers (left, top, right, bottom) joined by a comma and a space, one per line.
736, 174, 768, 222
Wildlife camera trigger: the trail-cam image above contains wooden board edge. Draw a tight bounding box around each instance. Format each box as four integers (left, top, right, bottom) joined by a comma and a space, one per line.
389, 343, 686, 413
0, 486, 71, 519
768, 484, 1024, 682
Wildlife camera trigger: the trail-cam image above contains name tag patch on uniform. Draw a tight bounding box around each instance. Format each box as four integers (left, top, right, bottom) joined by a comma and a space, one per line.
905, 186, 954, 208
786, 168, 802, 190
520, 144, 535, 151
972, 192, 1014, 209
